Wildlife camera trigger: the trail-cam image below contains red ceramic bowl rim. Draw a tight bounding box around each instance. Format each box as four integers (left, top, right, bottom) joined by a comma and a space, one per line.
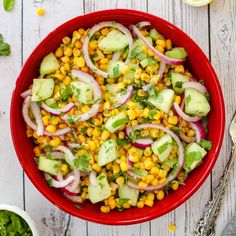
10, 9, 225, 225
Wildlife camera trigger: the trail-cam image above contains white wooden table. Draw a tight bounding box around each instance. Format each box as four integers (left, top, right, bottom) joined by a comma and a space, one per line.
0, 0, 235, 235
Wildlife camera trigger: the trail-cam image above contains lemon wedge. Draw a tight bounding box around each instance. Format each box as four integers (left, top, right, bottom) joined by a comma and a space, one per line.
183, 0, 212, 7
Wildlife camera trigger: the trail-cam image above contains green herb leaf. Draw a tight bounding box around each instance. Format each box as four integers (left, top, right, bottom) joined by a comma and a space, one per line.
80, 127, 86, 134
175, 81, 183, 88
74, 154, 91, 172
148, 109, 157, 117
116, 138, 129, 147
117, 198, 129, 206
0, 34, 11, 56
170, 126, 181, 134
110, 171, 123, 181
44, 145, 53, 152
3, 0, 15, 12
131, 167, 148, 176
199, 140, 212, 151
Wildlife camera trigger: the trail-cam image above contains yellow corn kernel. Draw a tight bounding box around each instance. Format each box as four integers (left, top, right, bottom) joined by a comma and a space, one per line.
150, 166, 159, 175
120, 162, 128, 172
138, 181, 148, 189
134, 68, 142, 79
144, 161, 155, 170
171, 182, 179, 191
158, 169, 167, 178
75, 40, 82, 49
78, 135, 86, 143
100, 205, 110, 213
151, 178, 158, 186
112, 163, 120, 174
49, 137, 61, 147
85, 127, 93, 137
64, 63, 70, 71
64, 47, 73, 57
54, 74, 65, 81
37, 136, 44, 144
101, 28, 109, 36
174, 65, 185, 73
62, 36, 71, 45
55, 48, 63, 58
144, 147, 152, 157
110, 133, 117, 140
149, 129, 159, 139
168, 115, 178, 125
81, 105, 90, 113
156, 45, 165, 53
156, 39, 166, 48
41, 110, 48, 116
36, 7, 45, 16
145, 199, 154, 207
89, 41, 98, 50
33, 146, 41, 156
168, 224, 176, 233
99, 64, 108, 71
175, 96, 181, 105
156, 190, 165, 200
121, 65, 130, 75
92, 163, 101, 172
60, 164, 69, 175
123, 203, 131, 209
116, 176, 125, 186
146, 175, 155, 184
127, 100, 136, 109
26, 129, 33, 138
106, 163, 113, 170
63, 76, 71, 86
74, 57, 85, 68
166, 39, 172, 50
187, 129, 196, 137
61, 56, 70, 63
137, 200, 145, 208
109, 200, 117, 209
118, 131, 125, 139
140, 72, 150, 82
127, 109, 137, 120
50, 117, 60, 125
147, 193, 155, 201
46, 125, 56, 134
101, 130, 110, 141
131, 120, 138, 126
100, 58, 109, 64
137, 89, 146, 97
42, 115, 50, 126
88, 140, 96, 151
59, 123, 67, 129
103, 101, 111, 110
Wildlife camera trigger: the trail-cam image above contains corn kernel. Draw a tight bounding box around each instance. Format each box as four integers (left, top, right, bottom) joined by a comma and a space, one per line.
171, 182, 179, 191
55, 48, 63, 58
112, 163, 120, 174
156, 39, 166, 48
168, 224, 176, 233
101, 130, 110, 141
120, 162, 128, 172
137, 200, 145, 208
140, 72, 150, 82
175, 95, 181, 105
116, 176, 125, 186
187, 129, 196, 137
61, 56, 70, 63
156, 45, 165, 53
74, 56, 85, 68
168, 115, 178, 125
36, 8, 45, 16
92, 163, 101, 172
174, 65, 185, 73
42, 115, 50, 126
100, 58, 109, 64
145, 199, 154, 207
88, 140, 96, 151
127, 109, 137, 120
146, 175, 155, 184
100, 205, 110, 213
144, 147, 152, 157
34, 146, 41, 156
78, 135, 86, 143
63, 76, 71, 86
144, 161, 155, 170
123, 203, 131, 209
150, 166, 159, 175
138, 181, 148, 189
156, 190, 165, 200
151, 178, 158, 186
166, 39, 172, 50
60, 164, 69, 175
49, 137, 61, 147
64, 47, 73, 57
46, 125, 56, 134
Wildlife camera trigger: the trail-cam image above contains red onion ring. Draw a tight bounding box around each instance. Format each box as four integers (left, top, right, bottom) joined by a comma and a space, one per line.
126, 123, 185, 191
46, 151, 65, 160
66, 142, 81, 149
112, 51, 123, 61
44, 173, 75, 188
132, 138, 154, 149
41, 102, 75, 116
182, 81, 207, 94
82, 21, 133, 78
62, 70, 102, 123
190, 122, 206, 143
126, 170, 141, 180
179, 133, 196, 143
54, 146, 76, 168
30, 102, 44, 136
131, 25, 184, 65
113, 85, 134, 109
173, 102, 201, 122
157, 61, 166, 78
142, 84, 152, 91
89, 171, 98, 187
63, 193, 83, 203
136, 21, 151, 29
21, 89, 32, 98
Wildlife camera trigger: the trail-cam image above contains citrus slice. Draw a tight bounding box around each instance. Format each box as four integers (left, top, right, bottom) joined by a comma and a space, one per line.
183, 0, 212, 7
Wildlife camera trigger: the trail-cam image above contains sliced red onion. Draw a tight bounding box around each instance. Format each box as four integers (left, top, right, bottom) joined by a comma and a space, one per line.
126, 170, 141, 180
63, 193, 83, 203
126, 123, 185, 191
44, 173, 75, 188
179, 133, 196, 143
113, 85, 134, 109
173, 102, 201, 122
131, 25, 184, 65
89, 171, 98, 187
30, 102, 44, 136
46, 151, 65, 160
142, 84, 152, 91
21, 89, 32, 98
112, 51, 123, 61
54, 146, 76, 168
44, 127, 71, 137
41, 102, 75, 116
22, 96, 37, 131
136, 21, 151, 29
62, 70, 102, 123
132, 138, 154, 149
157, 61, 166, 78
190, 122, 206, 143
66, 142, 81, 149
127, 158, 133, 168
182, 81, 207, 94
82, 21, 133, 78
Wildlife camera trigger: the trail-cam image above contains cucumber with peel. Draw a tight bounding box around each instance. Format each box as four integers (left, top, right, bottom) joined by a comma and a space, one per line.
38, 156, 60, 175
118, 184, 139, 206
105, 112, 129, 133
40, 53, 60, 75
71, 81, 93, 104
170, 72, 190, 94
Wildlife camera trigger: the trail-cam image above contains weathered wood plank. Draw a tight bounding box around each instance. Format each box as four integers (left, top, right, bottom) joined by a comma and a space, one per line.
210, 0, 236, 235
23, 1, 87, 235
0, 0, 24, 207
148, 1, 210, 235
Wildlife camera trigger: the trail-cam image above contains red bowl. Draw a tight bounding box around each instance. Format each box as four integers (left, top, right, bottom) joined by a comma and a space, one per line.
10, 9, 225, 225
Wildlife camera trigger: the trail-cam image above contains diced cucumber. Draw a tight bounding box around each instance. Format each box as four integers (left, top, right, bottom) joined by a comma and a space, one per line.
184, 88, 210, 116
140, 58, 150, 68
98, 29, 129, 52
38, 156, 60, 175
108, 61, 126, 78
184, 142, 207, 172
150, 29, 161, 41
88, 173, 111, 204
98, 139, 118, 167
105, 112, 129, 133
118, 184, 139, 206
148, 89, 175, 113
133, 37, 153, 48
170, 72, 190, 94
163, 156, 178, 168
31, 78, 55, 102
165, 47, 188, 59
106, 84, 117, 94
71, 81, 93, 104
45, 98, 58, 108
123, 64, 138, 80
40, 53, 60, 76
151, 134, 173, 162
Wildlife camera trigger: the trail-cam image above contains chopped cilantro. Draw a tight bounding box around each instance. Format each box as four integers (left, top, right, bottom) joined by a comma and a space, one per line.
74, 154, 91, 172
116, 138, 129, 146
44, 145, 53, 152
117, 198, 130, 206
175, 81, 183, 88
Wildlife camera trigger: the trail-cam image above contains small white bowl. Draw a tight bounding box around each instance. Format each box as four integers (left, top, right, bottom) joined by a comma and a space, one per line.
0, 204, 39, 236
